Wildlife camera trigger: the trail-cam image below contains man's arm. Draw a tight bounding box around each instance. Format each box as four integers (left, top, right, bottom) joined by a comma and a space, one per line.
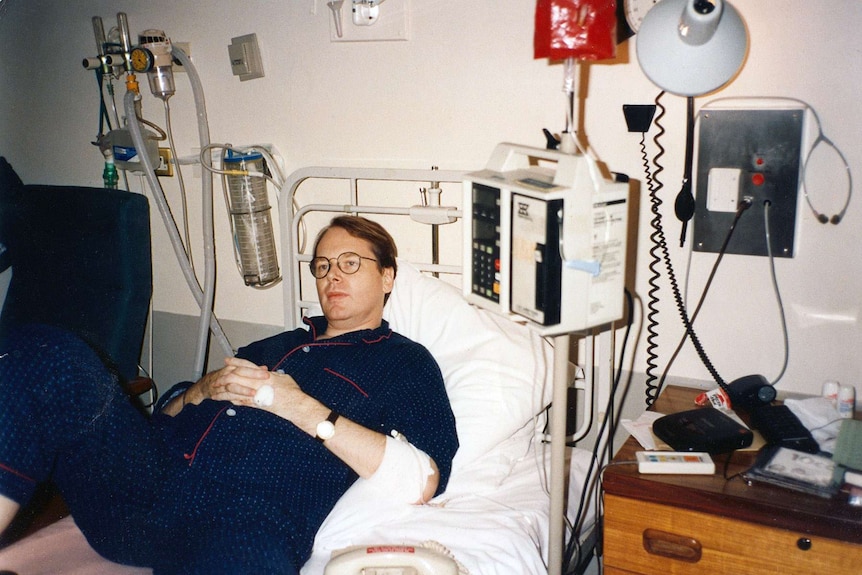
261, 368, 440, 503
161, 357, 439, 503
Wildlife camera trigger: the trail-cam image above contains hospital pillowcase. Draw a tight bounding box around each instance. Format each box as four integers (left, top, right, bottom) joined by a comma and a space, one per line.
384, 260, 553, 473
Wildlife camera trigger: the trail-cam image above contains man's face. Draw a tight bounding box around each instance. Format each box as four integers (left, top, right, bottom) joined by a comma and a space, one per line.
314, 226, 394, 337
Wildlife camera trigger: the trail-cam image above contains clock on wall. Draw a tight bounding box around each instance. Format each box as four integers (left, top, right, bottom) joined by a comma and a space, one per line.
617, 0, 660, 42
625, 0, 661, 33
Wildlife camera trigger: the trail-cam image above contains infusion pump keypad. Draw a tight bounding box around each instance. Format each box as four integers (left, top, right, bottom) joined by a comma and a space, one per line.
470, 184, 501, 303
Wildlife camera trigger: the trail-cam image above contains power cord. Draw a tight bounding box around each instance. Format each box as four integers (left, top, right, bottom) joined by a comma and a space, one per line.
563, 288, 635, 574
763, 200, 790, 384
656, 198, 753, 394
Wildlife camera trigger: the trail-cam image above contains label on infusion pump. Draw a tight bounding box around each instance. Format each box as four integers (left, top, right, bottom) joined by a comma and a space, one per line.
589, 199, 627, 289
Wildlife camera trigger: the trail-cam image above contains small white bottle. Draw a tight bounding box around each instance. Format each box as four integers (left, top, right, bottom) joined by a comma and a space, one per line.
838, 385, 856, 419
822, 380, 840, 408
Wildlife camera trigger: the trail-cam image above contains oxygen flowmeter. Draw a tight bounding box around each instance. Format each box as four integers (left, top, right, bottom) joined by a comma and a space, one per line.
130, 29, 175, 100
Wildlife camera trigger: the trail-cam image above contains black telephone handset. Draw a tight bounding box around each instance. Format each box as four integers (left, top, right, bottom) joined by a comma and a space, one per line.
725, 374, 777, 411
751, 404, 820, 454
726, 374, 820, 454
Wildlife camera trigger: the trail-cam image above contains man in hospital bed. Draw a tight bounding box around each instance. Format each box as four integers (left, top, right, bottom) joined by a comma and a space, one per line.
0, 215, 459, 574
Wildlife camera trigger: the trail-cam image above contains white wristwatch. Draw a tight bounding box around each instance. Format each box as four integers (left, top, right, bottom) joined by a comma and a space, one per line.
315, 410, 340, 442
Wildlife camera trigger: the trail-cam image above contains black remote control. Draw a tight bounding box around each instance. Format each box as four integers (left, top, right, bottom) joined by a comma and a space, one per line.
751, 404, 820, 454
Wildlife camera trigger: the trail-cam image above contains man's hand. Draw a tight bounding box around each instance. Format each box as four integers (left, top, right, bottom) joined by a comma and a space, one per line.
161, 357, 270, 416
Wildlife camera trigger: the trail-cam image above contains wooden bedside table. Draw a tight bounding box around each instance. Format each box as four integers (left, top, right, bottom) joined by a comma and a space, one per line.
602, 385, 862, 575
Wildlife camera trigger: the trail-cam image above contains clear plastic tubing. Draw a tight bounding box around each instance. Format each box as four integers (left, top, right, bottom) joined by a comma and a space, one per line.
124, 49, 232, 379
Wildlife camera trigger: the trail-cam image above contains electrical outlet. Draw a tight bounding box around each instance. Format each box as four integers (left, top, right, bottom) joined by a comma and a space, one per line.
156, 148, 173, 176
330, 0, 410, 42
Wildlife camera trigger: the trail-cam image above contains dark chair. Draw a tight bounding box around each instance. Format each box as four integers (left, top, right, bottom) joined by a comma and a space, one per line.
0, 159, 153, 385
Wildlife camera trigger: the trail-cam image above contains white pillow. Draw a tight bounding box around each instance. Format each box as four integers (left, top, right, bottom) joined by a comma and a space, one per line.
384, 260, 553, 472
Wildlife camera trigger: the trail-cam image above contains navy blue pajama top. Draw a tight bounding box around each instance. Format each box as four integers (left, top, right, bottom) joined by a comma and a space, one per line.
231, 315, 458, 491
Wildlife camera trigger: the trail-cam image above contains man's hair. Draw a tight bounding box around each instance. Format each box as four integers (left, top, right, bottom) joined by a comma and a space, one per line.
313, 215, 399, 279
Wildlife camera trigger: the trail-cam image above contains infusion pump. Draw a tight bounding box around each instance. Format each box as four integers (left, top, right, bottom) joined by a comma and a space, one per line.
463, 143, 629, 336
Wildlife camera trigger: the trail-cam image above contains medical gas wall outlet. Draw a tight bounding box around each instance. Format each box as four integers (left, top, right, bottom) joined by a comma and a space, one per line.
172, 42, 190, 73
229, 34, 265, 82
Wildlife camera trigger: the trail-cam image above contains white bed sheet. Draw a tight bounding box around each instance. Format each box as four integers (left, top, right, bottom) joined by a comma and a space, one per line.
304, 432, 596, 575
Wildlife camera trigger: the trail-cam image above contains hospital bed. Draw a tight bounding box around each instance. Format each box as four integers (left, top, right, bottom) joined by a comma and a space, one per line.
0, 166, 605, 575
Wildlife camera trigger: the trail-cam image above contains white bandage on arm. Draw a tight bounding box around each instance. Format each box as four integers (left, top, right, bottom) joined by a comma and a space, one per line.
362, 432, 435, 504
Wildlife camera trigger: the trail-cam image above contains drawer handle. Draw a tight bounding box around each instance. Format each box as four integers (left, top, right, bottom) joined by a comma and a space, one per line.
642, 528, 702, 563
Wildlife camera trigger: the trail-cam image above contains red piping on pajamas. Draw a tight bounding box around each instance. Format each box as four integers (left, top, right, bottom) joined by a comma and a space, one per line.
184, 405, 230, 467
324, 368, 369, 397
0, 461, 35, 484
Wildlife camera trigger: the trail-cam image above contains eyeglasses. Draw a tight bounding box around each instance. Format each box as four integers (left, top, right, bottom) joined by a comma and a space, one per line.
309, 252, 378, 279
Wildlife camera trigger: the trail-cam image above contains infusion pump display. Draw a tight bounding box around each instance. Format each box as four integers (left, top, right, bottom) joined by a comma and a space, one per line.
463, 143, 629, 336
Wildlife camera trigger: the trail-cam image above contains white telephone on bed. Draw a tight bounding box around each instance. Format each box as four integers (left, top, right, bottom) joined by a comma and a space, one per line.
324, 543, 460, 575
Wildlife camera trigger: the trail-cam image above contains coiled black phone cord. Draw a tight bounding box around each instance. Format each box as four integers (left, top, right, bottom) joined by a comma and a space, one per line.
643, 92, 729, 406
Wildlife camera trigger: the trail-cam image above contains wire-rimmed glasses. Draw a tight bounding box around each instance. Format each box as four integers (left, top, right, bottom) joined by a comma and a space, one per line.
309, 252, 378, 279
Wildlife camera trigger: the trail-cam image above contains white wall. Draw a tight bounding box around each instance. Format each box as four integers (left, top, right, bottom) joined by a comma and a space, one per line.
1, 0, 860, 402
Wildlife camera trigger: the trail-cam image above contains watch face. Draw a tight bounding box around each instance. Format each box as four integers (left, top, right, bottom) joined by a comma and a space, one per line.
316, 420, 336, 441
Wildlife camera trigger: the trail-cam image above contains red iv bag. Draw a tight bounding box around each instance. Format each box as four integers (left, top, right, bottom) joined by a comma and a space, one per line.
534, 0, 617, 61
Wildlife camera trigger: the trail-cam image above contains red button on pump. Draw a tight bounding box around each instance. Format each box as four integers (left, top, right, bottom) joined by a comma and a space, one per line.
752, 173, 765, 186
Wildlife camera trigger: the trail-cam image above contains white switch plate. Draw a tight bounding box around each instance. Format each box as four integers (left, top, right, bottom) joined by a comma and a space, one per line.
330, 0, 410, 42
706, 167, 740, 212
229, 33, 264, 81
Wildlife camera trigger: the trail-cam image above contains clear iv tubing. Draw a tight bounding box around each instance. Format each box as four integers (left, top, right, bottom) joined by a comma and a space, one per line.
124, 54, 232, 379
